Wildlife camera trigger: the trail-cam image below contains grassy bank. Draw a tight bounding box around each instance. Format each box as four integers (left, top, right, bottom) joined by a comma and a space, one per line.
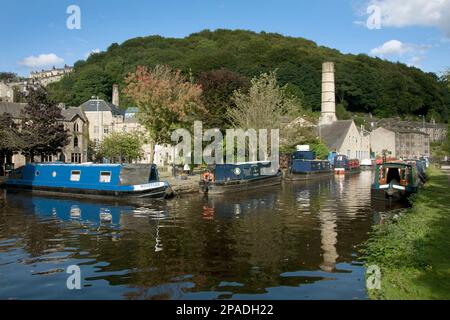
362, 166, 450, 300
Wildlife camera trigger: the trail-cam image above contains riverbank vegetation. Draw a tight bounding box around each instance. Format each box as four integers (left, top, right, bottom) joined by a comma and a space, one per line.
362, 166, 450, 299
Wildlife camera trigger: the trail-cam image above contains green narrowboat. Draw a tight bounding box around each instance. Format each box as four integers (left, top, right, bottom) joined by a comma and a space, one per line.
371, 162, 422, 201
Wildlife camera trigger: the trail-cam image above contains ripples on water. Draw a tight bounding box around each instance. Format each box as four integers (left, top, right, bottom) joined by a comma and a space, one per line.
0, 171, 385, 300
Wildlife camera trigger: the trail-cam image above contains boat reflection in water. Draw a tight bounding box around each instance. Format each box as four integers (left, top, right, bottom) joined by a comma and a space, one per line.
1, 171, 390, 300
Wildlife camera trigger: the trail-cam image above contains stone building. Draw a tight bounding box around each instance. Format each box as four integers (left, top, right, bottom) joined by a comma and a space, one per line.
370, 127, 430, 159
79, 95, 173, 165
0, 82, 14, 102
29, 65, 73, 87
0, 102, 89, 170
317, 62, 371, 160
60, 107, 89, 163
376, 118, 447, 142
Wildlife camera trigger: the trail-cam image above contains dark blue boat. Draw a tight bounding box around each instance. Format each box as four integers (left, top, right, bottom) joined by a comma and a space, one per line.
5, 163, 170, 199
285, 150, 332, 181
200, 161, 282, 195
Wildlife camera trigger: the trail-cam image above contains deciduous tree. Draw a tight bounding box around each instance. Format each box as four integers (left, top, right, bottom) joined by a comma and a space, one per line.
20, 88, 69, 162
197, 68, 249, 129
100, 132, 143, 163
228, 71, 301, 152
123, 65, 204, 162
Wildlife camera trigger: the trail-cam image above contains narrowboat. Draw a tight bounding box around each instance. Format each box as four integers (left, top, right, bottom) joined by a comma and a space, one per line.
5, 163, 170, 199
360, 159, 373, 170
334, 155, 360, 175
199, 161, 282, 195
285, 149, 332, 181
371, 162, 421, 201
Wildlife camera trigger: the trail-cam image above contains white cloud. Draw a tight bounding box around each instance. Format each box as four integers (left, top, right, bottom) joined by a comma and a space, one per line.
367, 0, 450, 36
18, 53, 64, 68
85, 48, 101, 59
370, 40, 411, 56
370, 40, 431, 67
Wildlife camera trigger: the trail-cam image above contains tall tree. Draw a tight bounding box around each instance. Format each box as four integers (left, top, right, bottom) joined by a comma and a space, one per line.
197, 68, 249, 129
0, 113, 22, 172
123, 65, 204, 162
20, 88, 70, 162
229, 71, 299, 130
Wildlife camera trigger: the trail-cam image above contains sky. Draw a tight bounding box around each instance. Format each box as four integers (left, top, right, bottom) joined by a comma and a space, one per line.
0, 0, 449, 77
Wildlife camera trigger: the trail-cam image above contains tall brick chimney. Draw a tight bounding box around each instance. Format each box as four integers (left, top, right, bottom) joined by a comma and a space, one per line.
319, 62, 337, 126
112, 84, 119, 106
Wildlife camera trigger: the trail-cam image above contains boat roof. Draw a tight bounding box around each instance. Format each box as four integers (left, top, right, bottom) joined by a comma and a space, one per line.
27, 162, 122, 167
380, 162, 412, 168
235, 161, 271, 165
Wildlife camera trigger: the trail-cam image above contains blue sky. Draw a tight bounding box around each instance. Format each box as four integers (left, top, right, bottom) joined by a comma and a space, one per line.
1, 0, 449, 77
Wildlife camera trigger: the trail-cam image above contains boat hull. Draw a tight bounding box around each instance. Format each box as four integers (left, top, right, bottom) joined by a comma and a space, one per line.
284, 170, 333, 181
370, 187, 416, 202
334, 167, 361, 175
5, 183, 168, 200
200, 174, 282, 195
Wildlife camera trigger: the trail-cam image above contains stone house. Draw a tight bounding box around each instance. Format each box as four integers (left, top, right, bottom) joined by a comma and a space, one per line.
79, 98, 173, 165
370, 127, 430, 159
0, 82, 14, 102
0, 102, 89, 170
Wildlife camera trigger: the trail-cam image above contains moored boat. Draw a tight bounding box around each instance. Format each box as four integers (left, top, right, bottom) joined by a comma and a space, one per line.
199, 161, 282, 195
334, 155, 360, 175
360, 159, 373, 170
5, 163, 170, 199
371, 161, 421, 201
285, 148, 332, 181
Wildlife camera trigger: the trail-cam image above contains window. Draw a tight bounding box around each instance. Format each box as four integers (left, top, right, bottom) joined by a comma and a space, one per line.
74, 123, 79, 132
70, 170, 81, 182
73, 137, 79, 148
103, 126, 109, 134
71, 153, 81, 163
100, 171, 111, 183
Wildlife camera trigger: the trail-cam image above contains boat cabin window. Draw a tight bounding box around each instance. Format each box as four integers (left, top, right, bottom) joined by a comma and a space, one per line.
251, 165, 260, 176
99, 171, 111, 183
386, 168, 401, 184
70, 170, 81, 182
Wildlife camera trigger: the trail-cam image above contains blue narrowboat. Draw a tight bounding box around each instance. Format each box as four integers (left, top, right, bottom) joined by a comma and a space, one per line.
285, 150, 332, 181
200, 161, 282, 195
371, 162, 422, 201
5, 163, 170, 199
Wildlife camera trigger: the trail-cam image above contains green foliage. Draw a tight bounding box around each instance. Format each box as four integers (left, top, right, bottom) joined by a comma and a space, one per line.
0, 113, 22, 154
197, 68, 249, 129
46, 30, 450, 122
20, 88, 70, 161
336, 103, 352, 120
309, 140, 330, 159
100, 132, 143, 163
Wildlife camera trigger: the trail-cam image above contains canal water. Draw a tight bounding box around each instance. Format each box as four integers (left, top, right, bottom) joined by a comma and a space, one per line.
0, 171, 387, 300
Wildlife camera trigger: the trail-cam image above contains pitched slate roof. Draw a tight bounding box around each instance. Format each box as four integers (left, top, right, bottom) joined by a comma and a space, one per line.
317, 120, 354, 151
61, 107, 88, 122
0, 102, 84, 122
79, 99, 124, 116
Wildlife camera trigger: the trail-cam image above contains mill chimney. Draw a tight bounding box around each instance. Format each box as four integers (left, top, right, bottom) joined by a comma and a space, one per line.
319, 62, 337, 126
112, 84, 120, 107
